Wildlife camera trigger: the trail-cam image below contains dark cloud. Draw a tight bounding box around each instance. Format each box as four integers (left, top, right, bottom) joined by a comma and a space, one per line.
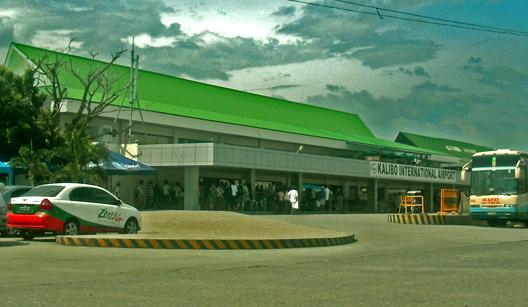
0, 0, 180, 60
277, 5, 439, 68
462, 57, 528, 93
272, 6, 296, 17
306, 81, 527, 149
326, 84, 347, 92
0, 1, 332, 80
0, 18, 15, 45
467, 57, 482, 65
390, 66, 430, 78
265, 84, 300, 90
412, 81, 459, 92
140, 34, 322, 80
351, 39, 438, 69
0, 0, 441, 80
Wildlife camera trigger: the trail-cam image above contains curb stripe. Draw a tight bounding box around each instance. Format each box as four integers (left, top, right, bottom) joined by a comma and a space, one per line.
56, 234, 355, 250
196, 240, 208, 250
202, 240, 213, 250
388, 214, 462, 226
226, 240, 238, 250
271, 240, 282, 249
212, 240, 223, 249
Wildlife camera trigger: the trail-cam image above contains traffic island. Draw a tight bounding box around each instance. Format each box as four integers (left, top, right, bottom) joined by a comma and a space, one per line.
55, 211, 356, 249
388, 213, 487, 226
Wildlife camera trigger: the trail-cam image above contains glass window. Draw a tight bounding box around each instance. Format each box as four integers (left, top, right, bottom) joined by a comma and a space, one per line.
11, 188, 31, 198
69, 188, 92, 202
24, 185, 65, 197
90, 188, 117, 205
471, 169, 517, 196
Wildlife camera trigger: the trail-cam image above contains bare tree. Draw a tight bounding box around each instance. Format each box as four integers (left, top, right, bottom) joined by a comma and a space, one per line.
25, 42, 130, 183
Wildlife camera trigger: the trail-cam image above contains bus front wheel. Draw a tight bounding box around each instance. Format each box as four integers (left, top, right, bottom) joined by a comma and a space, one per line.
487, 220, 506, 227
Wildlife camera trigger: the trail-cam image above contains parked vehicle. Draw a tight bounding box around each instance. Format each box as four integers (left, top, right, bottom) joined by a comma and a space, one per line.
7, 183, 141, 240
1, 185, 32, 236
464, 149, 528, 226
0, 196, 6, 236
2, 185, 32, 203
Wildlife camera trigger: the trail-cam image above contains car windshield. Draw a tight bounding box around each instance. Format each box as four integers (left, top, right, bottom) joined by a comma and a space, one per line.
23, 185, 65, 197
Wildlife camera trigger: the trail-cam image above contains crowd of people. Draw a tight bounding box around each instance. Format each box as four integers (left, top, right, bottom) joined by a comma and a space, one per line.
120, 180, 184, 210
120, 178, 346, 214
201, 180, 295, 213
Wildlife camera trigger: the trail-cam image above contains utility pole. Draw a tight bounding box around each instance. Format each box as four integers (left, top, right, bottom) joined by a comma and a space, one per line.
128, 37, 140, 146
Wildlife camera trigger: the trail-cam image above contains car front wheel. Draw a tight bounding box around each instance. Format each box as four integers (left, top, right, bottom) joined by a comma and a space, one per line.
123, 219, 139, 234
21, 231, 35, 241
63, 220, 79, 236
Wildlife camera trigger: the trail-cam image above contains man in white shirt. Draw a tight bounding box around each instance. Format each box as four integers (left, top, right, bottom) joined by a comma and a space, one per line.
324, 186, 332, 211
230, 181, 238, 211
286, 186, 299, 215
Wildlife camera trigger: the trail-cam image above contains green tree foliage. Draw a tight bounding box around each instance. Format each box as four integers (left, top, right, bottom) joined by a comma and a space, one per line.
0, 66, 49, 158
53, 130, 107, 184
5, 45, 127, 184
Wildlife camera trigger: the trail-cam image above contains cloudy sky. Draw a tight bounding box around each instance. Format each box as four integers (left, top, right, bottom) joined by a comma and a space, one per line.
1, 0, 527, 150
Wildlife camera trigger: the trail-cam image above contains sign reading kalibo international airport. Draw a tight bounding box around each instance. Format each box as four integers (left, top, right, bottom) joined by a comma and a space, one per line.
369, 161, 457, 183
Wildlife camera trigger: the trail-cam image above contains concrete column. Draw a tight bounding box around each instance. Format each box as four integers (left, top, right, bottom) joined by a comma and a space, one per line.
172, 128, 179, 144
250, 169, 256, 201
368, 179, 378, 212
184, 166, 200, 210
428, 182, 434, 213
298, 173, 303, 202
343, 182, 351, 199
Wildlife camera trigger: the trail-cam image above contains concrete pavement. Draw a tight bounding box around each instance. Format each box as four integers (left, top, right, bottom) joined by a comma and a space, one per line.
1, 214, 527, 306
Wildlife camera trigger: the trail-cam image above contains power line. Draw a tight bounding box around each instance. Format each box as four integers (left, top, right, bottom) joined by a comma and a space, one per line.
332, 0, 528, 35
285, 0, 528, 38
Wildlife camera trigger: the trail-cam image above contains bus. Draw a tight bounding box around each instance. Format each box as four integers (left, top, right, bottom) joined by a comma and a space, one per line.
465, 150, 528, 226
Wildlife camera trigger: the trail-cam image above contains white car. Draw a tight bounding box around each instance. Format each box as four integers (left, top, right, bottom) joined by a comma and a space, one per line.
7, 183, 141, 240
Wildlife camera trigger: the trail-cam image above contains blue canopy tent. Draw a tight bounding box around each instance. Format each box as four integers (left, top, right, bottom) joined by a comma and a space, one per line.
0, 161, 14, 185
93, 151, 157, 176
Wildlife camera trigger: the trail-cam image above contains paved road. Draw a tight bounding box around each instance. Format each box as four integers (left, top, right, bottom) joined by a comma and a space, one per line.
1, 214, 527, 306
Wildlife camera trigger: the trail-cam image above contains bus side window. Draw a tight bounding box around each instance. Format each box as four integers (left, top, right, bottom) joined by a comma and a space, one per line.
524, 166, 528, 193
520, 166, 527, 194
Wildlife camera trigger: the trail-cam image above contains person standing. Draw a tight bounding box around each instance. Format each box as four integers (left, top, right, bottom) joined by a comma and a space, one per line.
230, 180, 238, 211
277, 188, 285, 214
135, 180, 145, 210
162, 180, 170, 208
146, 181, 155, 209
174, 182, 183, 209
318, 185, 326, 211
335, 189, 344, 212
113, 182, 121, 199
286, 186, 299, 215
324, 185, 332, 212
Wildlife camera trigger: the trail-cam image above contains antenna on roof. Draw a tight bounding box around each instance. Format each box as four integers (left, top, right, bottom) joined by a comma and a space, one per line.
108, 36, 147, 159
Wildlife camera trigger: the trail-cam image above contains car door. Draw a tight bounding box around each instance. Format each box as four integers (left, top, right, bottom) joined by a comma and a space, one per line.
68, 187, 116, 232
89, 188, 124, 230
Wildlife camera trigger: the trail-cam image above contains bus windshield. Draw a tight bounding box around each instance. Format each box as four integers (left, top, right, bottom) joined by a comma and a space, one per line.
471, 169, 517, 196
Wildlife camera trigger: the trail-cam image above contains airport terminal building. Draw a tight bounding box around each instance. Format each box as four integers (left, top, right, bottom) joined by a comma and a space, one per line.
4, 43, 493, 212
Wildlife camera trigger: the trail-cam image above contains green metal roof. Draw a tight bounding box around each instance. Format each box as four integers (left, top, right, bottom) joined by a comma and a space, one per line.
5, 42, 448, 156
395, 132, 494, 159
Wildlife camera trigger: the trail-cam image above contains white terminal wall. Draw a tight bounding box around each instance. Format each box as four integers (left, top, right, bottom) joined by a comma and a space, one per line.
139, 143, 468, 185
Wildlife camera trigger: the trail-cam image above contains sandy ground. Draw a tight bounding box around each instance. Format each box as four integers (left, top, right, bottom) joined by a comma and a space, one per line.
117, 211, 349, 239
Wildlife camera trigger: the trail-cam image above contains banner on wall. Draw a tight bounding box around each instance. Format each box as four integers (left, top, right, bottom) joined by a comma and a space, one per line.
369, 161, 457, 183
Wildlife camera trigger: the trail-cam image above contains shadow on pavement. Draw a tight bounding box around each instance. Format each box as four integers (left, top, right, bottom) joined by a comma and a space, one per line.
30, 237, 56, 243
0, 240, 29, 247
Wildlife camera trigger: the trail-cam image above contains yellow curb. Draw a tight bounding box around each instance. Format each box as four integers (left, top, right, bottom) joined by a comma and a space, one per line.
388, 213, 484, 226
55, 234, 356, 250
